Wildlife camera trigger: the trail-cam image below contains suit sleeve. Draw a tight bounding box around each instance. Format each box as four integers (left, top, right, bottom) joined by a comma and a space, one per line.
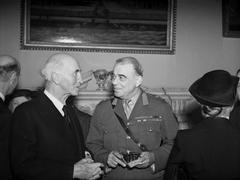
0, 106, 12, 179
164, 132, 185, 180
86, 103, 111, 165
73, 107, 91, 141
153, 102, 178, 172
10, 107, 73, 180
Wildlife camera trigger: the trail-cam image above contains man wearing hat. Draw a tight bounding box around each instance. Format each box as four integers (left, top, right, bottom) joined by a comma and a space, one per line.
164, 70, 240, 180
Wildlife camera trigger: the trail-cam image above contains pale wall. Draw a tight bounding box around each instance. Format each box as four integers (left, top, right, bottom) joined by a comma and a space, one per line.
0, 0, 240, 90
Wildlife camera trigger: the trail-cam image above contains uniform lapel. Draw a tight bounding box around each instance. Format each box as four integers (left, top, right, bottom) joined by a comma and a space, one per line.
129, 91, 149, 119
112, 98, 128, 121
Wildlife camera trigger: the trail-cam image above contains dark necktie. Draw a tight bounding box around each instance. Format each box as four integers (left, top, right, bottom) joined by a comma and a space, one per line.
62, 105, 71, 125
62, 105, 85, 158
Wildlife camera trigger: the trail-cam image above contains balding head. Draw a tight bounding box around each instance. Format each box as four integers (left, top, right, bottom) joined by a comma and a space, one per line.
114, 57, 143, 77
0, 55, 17, 65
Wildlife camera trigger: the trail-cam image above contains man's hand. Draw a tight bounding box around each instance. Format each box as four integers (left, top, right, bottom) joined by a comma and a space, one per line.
128, 151, 155, 169
107, 151, 126, 168
73, 158, 104, 180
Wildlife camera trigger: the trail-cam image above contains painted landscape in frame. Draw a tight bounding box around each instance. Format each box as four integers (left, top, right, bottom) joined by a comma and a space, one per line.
21, 0, 176, 54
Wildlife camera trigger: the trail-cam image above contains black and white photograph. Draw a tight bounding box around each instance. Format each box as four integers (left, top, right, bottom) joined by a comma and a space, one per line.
0, 0, 240, 180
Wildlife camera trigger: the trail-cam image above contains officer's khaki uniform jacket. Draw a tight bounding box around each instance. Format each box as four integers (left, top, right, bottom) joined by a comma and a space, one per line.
86, 91, 178, 180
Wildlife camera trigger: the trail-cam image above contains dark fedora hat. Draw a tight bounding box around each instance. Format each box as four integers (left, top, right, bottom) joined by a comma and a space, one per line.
189, 70, 239, 107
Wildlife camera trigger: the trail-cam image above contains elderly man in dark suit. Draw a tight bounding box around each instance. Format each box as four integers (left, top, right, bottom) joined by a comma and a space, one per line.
11, 53, 103, 180
0, 55, 20, 180
86, 57, 178, 180
164, 70, 240, 180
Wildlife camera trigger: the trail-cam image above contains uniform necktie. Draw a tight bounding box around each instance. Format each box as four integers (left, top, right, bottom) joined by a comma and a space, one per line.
123, 99, 132, 119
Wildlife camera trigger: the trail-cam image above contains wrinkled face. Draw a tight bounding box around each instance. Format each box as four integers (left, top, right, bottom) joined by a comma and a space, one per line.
9, 96, 30, 113
58, 59, 83, 96
112, 63, 142, 100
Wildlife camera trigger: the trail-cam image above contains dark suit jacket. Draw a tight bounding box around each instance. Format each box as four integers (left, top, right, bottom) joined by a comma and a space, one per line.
164, 117, 240, 180
0, 98, 12, 180
10, 92, 88, 180
71, 105, 91, 141
66, 96, 91, 141
230, 100, 240, 130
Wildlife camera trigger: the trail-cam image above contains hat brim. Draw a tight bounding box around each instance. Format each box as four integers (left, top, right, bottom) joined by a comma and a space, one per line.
189, 75, 239, 107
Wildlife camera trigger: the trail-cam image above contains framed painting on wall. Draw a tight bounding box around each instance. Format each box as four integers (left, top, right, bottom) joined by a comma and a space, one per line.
222, 0, 240, 38
20, 0, 176, 54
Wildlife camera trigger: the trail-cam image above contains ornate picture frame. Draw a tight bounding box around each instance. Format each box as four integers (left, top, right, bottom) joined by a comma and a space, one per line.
222, 0, 240, 38
20, 0, 176, 54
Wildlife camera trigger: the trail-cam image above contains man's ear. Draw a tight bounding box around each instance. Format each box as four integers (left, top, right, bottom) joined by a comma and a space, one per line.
51, 72, 61, 85
9, 72, 17, 84
136, 76, 143, 87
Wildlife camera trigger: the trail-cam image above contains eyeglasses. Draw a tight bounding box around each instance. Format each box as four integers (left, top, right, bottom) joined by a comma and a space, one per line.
0, 63, 20, 74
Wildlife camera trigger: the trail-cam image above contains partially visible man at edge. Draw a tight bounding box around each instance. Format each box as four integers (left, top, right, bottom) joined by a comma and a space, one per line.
164, 70, 240, 180
0, 55, 20, 180
230, 68, 240, 130
10, 53, 103, 180
86, 56, 178, 180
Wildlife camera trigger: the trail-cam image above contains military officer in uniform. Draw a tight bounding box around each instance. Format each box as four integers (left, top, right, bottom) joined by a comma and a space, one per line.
86, 57, 178, 180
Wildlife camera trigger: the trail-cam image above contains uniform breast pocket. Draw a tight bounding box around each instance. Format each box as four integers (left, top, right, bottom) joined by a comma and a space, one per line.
102, 127, 120, 149
138, 118, 164, 149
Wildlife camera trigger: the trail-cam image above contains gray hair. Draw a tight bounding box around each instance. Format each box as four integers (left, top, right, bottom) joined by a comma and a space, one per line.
115, 57, 143, 76
41, 53, 66, 80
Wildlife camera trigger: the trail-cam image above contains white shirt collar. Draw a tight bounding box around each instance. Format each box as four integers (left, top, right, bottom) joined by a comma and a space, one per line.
0, 91, 5, 101
44, 90, 64, 116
